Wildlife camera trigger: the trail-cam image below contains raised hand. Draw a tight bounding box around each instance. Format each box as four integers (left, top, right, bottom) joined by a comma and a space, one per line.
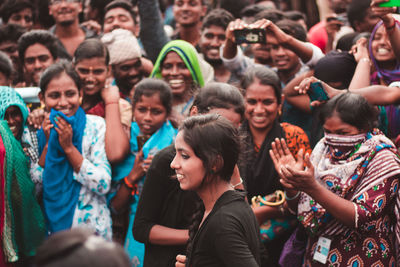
371, 0, 397, 22
126, 150, 146, 185
101, 80, 120, 104
225, 19, 248, 44
250, 18, 291, 45
279, 152, 318, 194
325, 14, 343, 41
350, 37, 370, 63
41, 112, 53, 141
270, 138, 304, 180
142, 154, 154, 173
28, 108, 45, 129
295, 76, 342, 107
53, 115, 74, 152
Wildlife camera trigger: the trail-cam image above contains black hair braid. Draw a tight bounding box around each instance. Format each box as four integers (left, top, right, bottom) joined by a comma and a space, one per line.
185, 199, 205, 261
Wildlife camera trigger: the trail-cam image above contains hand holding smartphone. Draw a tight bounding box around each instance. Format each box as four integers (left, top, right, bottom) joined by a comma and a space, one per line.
234, 28, 266, 44
378, 0, 400, 7
307, 82, 329, 102
137, 135, 150, 151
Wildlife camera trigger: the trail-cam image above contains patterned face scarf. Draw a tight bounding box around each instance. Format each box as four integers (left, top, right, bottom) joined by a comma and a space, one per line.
298, 130, 400, 236
323, 132, 366, 160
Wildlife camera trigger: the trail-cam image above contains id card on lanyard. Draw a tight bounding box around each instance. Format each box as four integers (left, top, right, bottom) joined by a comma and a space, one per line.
313, 236, 331, 264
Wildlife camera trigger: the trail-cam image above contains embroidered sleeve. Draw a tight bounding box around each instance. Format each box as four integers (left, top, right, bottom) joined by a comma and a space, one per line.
353, 150, 400, 231
74, 116, 111, 196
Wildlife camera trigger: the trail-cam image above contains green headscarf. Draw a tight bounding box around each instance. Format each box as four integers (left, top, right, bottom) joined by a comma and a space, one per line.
0, 86, 29, 125
0, 120, 45, 262
150, 40, 205, 87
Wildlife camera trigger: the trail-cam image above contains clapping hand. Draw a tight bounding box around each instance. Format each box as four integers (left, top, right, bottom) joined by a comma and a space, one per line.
269, 138, 304, 182
270, 139, 318, 194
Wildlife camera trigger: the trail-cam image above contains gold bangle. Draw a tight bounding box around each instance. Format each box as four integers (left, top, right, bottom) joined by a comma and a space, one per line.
257, 190, 286, 206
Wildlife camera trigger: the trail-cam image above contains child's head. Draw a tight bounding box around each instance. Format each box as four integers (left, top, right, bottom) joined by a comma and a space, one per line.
191, 82, 244, 128
35, 228, 130, 267
171, 114, 240, 191
132, 78, 172, 135
73, 38, 110, 96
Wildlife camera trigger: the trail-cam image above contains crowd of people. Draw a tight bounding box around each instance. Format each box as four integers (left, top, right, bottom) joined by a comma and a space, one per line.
0, 0, 400, 266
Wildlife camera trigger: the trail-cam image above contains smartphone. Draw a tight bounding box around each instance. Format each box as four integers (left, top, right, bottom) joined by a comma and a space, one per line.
326, 16, 345, 24
137, 135, 150, 151
234, 28, 266, 44
307, 82, 329, 102
379, 0, 400, 7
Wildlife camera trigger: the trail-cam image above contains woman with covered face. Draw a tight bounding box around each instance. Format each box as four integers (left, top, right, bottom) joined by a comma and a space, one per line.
271, 93, 400, 266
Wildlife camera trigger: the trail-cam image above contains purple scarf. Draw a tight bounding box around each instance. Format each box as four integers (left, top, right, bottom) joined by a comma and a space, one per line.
368, 20, 400, 85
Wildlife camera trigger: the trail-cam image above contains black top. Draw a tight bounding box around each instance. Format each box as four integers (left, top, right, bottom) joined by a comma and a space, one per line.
187, 190, 262, 267
133, 145, 198, 267
239, 120, 285, 201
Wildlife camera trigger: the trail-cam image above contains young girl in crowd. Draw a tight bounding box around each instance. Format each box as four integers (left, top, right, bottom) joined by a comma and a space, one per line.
110, 78, 177, 266
73, 38, 131, 164
27, 39, 131, 164
31, 61, 112, 240
171, 114, 262, 267
133, 82, 245, 267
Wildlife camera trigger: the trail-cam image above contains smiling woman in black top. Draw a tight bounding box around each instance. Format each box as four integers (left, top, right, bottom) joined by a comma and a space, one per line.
171, 114, 262, 267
